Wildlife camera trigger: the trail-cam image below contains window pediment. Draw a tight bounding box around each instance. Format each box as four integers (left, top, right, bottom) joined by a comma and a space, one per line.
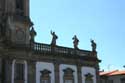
63, 68, 74, 74
40, 69, 51, 75
85, 73, 93, 83
85, 73, 93, 79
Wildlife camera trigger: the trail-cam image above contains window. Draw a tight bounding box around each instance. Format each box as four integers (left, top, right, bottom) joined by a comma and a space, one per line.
121, 78, 125, 83
40, 69, 51, 83
108, 80, 113, 83
85, 73, 93, 83
14, 63, 24, 80
41, 80, 49, 83
63, 68, 74, 83
64, 80, 73, 83
16, 0, 24, 15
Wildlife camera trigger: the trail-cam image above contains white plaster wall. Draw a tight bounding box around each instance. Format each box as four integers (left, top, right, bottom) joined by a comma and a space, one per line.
36, 62, 55, 83
60, 64, 78, 83
82, 67, 96, 83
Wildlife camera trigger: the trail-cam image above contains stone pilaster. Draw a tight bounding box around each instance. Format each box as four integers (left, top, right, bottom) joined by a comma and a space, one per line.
3, 58, 13, 83
77, 64, 82, 83
1, 58, 5, 83
95, 64, 100, 83
0, 58, 2, 83
27, 60, 36, 83
54, 62, 60, 83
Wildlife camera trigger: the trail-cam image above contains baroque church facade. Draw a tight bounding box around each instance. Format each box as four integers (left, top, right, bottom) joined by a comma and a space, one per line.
0, 0, 101, 83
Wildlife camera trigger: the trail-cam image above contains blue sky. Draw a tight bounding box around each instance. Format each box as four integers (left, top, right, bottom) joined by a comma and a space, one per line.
30, 0, 125, 71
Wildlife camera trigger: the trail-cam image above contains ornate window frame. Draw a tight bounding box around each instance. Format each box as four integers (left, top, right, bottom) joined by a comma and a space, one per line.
11, 60, 27, 83
14, 63, 24, 80
40, 69, 51, 83
63, 68, 74, 83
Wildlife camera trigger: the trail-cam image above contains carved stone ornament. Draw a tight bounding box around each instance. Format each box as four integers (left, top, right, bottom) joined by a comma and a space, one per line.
16, 29, 25, 41
85, 73, 93, 80
40, 69, 51, 77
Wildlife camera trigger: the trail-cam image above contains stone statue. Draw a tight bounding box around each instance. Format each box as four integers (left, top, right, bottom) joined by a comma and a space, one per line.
30, 26, 37, 43
50, 30, 58, 46
72, 35, 79, 49
91, 39, 96, 52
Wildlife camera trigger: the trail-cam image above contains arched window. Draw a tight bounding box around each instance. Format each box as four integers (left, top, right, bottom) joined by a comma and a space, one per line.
12, 60, 27, 83
85, 73, 93, 83
63, 68, 74, 83
14, 63, 25, 83
40, 69, 51, 83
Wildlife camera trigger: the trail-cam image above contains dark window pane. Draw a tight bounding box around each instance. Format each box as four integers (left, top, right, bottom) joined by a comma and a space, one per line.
64, 80, 73, 83
41, 80, 49, 83
108, 80, 113, 83
85, 80, 93, 83
15, 63, 24, 80
121, 78, 125, 83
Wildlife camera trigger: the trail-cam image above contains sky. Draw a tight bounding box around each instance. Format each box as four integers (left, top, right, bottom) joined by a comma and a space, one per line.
30, 0, 125, 71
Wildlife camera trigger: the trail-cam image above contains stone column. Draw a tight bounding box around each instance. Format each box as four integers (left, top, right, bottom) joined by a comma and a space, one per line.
27, 60, 36, 83
54, 62, 60, 83
77, 64, 82, 83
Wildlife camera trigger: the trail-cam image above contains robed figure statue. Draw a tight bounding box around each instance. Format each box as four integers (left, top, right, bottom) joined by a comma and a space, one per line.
72, 35, 79, 49
50, 30, 58, 46
30, 26, 37, 43
91, 39, 96, 52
